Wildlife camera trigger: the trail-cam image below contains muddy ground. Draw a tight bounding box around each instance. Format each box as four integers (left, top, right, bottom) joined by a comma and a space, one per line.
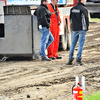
0, 21, 100, 100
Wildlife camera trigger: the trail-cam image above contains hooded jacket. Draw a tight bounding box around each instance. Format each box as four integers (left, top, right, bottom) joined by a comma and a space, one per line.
70, 2, 89, 31
34, 4, 51, 29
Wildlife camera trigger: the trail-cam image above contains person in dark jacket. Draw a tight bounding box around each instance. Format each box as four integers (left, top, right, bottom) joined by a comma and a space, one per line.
66, 0, 89, 65
34, 0, 54, 61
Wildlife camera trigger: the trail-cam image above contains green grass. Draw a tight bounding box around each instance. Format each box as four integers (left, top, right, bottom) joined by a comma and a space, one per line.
90, 18, 100, 21
83, 91, 100, 100
70, 91, 100, 100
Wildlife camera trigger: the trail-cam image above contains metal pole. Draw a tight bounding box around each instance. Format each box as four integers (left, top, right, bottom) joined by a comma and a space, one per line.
75, 76, 79, 85
81, 76, 85, 94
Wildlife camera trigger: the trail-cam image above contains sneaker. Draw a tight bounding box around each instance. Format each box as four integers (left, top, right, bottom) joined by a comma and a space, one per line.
56, 56, 62, 59
50, 57, 56, 60
41, 56, 51, 61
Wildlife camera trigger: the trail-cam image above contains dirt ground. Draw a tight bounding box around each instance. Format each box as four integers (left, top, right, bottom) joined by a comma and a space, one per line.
0, 21, 100, 100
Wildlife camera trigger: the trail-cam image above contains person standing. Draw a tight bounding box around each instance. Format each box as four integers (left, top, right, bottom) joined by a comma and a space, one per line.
66, 0, 89, 65
47, 0, 62, 59
34, 0, 54, 61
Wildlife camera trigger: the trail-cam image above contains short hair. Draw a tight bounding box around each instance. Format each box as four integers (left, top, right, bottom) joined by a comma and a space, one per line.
41, 0, 47, 4
78, 0, 81, 2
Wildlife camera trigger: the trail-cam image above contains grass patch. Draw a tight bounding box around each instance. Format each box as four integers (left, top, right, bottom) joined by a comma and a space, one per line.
83, 91, 100, 100
90, 18, 100, 21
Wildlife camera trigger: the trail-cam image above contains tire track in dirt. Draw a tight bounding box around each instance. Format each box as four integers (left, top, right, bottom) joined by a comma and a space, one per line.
0, 21, 100, 100
1, 62, 100, 100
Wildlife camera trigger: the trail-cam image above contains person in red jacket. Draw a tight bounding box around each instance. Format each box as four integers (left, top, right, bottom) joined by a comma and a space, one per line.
47, 0, 62, 59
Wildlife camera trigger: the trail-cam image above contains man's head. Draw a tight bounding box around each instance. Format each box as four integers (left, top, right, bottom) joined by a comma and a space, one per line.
78, 0, 87, 4
41, 0, 48, 5
51, 0, 58, 6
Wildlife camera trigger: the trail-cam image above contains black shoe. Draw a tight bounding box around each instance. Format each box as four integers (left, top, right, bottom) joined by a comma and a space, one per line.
41, 56, 51, 61
66, 59, 73, 65
75, 59, 83, 66
50, 57, 56, 60
56, 56, 62, 59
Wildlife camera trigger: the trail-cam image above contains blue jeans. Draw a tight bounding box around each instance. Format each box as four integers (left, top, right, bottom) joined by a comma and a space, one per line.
39, 27, 54, 58
69, 30, 86, 60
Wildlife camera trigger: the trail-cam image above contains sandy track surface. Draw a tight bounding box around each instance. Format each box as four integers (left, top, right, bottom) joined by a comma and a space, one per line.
0, 21, 100, 100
